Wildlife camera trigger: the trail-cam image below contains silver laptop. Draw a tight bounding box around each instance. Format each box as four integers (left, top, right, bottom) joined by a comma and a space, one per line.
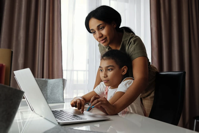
14, 68, 109, 125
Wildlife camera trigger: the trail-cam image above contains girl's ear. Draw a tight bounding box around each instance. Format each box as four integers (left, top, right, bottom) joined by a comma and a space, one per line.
121, 66, 128, 75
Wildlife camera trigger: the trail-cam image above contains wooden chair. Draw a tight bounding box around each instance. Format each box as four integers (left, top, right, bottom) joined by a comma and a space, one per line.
0, 49, 13, 86
149, 71, 186, 125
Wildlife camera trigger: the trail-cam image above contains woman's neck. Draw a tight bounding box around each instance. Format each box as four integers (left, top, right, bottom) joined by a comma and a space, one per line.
109, 31, 123, 50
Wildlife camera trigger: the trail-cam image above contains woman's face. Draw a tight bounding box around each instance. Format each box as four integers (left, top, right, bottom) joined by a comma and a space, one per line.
89, 18, 116, 47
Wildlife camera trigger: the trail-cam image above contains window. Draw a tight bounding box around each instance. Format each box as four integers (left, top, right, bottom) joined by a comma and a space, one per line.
61, 0, 151, 99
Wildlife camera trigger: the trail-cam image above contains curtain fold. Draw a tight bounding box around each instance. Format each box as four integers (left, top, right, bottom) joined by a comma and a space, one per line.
0, 0, 63, 88
0, 0, 5, 41
150, 0, 199, 129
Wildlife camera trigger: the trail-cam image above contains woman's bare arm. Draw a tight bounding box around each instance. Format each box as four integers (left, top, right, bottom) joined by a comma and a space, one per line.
93, 69, 102, 90
112, 57, 148, 114
109, 92, 125, 104
108, 77, 133, 104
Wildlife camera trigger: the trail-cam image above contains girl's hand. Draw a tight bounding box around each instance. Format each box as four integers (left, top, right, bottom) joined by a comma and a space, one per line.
70, 97, 86, 113
89, 95, 117, 115
88, 95, 107, 114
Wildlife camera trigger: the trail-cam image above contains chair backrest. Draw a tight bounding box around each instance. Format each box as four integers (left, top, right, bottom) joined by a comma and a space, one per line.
149, 71, 186, 125
0, 63, 6, 84
0, 49, 13, 86
0, 84, 24, 133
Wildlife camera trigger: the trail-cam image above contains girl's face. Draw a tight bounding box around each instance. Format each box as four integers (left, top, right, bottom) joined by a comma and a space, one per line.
99, 59, 127, 88
89, 18, 117, 47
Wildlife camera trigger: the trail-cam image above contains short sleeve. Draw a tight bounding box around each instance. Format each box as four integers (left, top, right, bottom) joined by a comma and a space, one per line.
98, 29, 148, 61
94, 82, 106, 96
117, 79, 133, 92
98, 43, 108, 56
126, 35, 147, 61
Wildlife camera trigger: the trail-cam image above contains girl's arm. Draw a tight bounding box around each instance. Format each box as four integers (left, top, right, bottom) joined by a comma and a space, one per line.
90, 57, 148, 115
82, 91, 99, 102
71, 91, 98, 113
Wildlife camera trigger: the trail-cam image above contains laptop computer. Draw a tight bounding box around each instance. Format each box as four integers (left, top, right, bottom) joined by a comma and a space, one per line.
14, 68, 109, 125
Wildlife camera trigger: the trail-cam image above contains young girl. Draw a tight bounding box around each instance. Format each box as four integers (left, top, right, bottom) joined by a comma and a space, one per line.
71, 50, 144, 116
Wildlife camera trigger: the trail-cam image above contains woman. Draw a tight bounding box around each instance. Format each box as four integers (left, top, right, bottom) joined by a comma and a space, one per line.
73, 5, 158, 116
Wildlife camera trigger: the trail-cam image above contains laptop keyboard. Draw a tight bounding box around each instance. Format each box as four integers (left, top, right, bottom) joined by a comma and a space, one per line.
52, 110, 84, 121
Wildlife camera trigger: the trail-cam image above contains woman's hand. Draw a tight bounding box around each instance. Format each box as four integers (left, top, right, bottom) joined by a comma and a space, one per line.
70, 97, 86, 113
89, 95, 117, 115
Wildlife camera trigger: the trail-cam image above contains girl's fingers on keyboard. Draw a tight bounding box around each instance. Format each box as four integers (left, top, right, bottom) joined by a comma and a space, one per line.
81, 106, 84, 113
81, 100, 85, 113
71, 97, 79, 107
77, 99, 81, 110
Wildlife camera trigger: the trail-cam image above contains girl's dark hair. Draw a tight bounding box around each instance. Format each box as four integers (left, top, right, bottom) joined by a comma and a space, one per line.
101, 50, 132, 78
85, 5, 135, 34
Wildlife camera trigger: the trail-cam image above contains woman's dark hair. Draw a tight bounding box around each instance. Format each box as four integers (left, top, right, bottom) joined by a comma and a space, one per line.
85, 5, 135, 34
101, 50, 132, 78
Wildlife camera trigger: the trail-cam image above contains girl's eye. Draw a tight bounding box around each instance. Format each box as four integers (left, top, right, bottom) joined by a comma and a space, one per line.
99, 69, 103, 72
108, 68, 113, 71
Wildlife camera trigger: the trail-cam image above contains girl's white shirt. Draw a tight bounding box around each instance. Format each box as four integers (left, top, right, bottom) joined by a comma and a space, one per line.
94, 77, 144, 116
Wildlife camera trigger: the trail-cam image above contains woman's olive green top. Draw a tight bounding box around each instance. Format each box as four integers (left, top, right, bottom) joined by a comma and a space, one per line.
98, 29, 158, 98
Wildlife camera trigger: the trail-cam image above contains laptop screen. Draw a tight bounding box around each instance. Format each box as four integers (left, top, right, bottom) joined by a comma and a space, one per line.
14, 68, 58, 124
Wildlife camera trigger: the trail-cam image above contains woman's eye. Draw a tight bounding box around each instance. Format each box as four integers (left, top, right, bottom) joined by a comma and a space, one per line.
99, 26, 104, 30
99, 69, 103, 72
91, 31, 96, 34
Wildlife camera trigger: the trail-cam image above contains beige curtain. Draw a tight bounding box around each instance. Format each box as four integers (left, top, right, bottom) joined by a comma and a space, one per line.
150, 0, 199, 130
0, 0, 63, 88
